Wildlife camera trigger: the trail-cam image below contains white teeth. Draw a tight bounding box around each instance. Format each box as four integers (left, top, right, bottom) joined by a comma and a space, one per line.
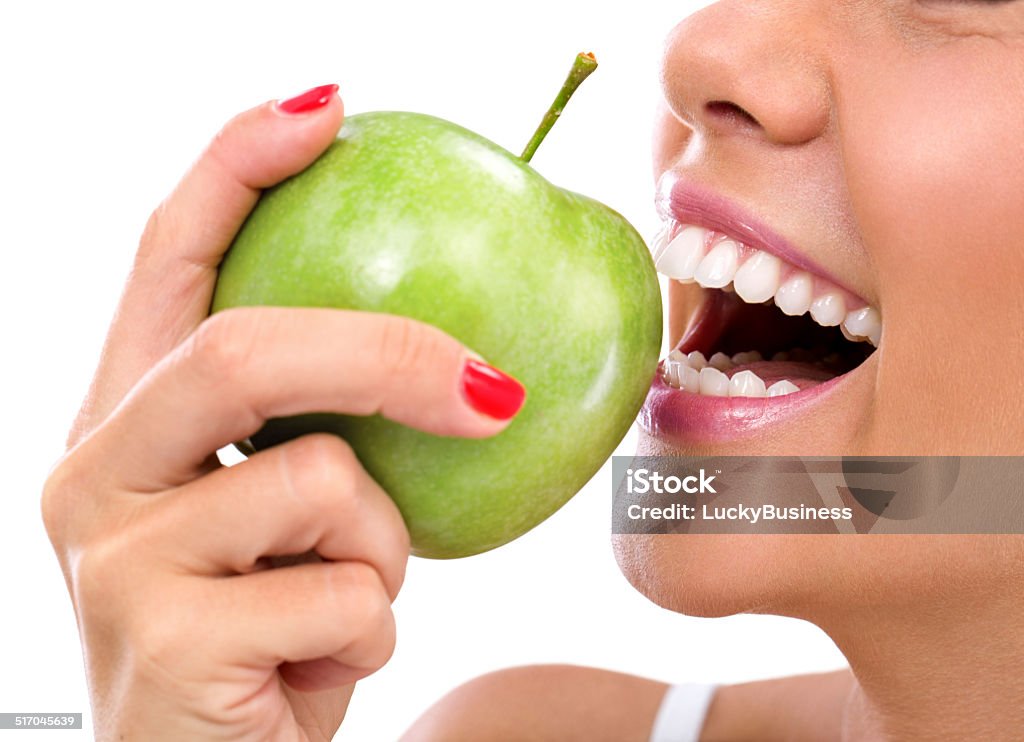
693, 239, 740, 289
731, 350, 763, 365
649, 223, 674, 261
663, 351, 687, 387
662, 348, 803, 399
686, 351, 708, 370
809, 292, 846, 327
681, 365, 701, 393
771, 351, 790, 362
729, 370, 767, 398
842, 306, 882, 347
664, 359, 683, 387
708, 352, 733, 371
767, 380, 800, 397
775, 272, 813, 316
654, 221, 882, 349
733, 250, 782, 304
699, 366, 730, 396
655, 226, 708, 281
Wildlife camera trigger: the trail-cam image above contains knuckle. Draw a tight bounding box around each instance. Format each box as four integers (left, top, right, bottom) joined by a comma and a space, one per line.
205, 119, 238, 172
202, 110, 254, 185
285, 434, 360, 509
353, 583, 396, 667
375, 614, 398, 667
71, 537, 125, 610
335, 562, 393, 640
72, 524, 191, 669
183, 309, 260, 387
376, 316, 445, 379
344, 559, 384, 596
360, 609, 397, 672
69, 507, 160, 615
40, 459, 74, 545
137, 200, 174, 259
40, 450, 99, 555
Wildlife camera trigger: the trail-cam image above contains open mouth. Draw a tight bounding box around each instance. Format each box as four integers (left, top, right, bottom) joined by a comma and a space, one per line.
650, 220, 881, 399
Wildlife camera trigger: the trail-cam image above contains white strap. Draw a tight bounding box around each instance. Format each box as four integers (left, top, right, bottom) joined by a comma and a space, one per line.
649, 683, 717, 742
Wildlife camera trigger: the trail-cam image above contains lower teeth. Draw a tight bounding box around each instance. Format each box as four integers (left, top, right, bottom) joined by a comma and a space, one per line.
662, 348, 812, 398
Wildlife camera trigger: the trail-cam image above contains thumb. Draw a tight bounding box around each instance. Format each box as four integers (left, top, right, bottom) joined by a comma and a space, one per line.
138, 85, 345, 270
73, 85, 344, 446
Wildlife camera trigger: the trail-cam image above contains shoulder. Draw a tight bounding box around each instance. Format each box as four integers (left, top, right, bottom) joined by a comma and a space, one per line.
401, 664, 671, 741
400, 665, 855, 741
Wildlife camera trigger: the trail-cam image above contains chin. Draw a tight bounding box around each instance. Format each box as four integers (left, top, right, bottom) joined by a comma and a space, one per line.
616, 430, 842, 618
611, 531, 821, 619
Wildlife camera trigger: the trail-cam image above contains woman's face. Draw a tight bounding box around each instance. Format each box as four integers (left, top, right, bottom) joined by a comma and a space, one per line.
615, 0, 1024, 620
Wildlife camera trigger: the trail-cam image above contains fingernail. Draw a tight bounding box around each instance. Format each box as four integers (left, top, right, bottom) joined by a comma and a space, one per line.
277, 83, 339, 115
461, 359, 526, 421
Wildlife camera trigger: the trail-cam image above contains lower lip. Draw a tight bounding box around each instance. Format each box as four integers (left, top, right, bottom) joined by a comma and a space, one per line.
639, 371, 848, 445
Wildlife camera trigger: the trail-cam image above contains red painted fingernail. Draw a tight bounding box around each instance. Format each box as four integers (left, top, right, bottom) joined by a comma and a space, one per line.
461, 359, 526, 421
277, 83, 339, 114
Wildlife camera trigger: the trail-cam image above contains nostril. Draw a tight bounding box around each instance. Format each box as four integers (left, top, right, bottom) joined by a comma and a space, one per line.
706, 100, 760, 129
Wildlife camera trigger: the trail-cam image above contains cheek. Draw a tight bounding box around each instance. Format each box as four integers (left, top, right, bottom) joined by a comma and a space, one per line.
845, 48, 1024, 265
840, 42, 1024, 451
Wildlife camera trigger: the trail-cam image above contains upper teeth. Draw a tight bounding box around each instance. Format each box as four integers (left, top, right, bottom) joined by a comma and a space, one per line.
734, 250, 781, 303
693, 239, 740, 289
651, 222, 882, 346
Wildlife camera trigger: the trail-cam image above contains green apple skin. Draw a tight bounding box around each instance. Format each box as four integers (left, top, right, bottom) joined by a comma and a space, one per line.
211, 111, 662, 559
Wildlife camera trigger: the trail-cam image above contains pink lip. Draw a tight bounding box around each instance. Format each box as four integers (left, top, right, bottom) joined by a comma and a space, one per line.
639, 372, 849, 445
657, 176, 848, 291
640, 289, 862, 443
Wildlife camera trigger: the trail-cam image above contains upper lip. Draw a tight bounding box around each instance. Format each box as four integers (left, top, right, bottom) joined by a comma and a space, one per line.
656, 174, 863, 301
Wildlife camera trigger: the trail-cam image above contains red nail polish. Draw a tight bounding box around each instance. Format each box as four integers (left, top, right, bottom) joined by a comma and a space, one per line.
461, 359, 526, 421
277, 84, 339, 114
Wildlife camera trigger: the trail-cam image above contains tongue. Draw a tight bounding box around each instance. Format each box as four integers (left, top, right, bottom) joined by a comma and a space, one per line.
725, 360, 838, 391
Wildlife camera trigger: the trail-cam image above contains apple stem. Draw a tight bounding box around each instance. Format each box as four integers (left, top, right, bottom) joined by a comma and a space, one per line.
520, 52, 598, 164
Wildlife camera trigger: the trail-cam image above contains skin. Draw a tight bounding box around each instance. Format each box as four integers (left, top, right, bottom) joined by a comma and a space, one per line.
413, 1, 1024, 740
627, 1, 1024, 738
45, 1, 1024, 740
43, 96, 521, 740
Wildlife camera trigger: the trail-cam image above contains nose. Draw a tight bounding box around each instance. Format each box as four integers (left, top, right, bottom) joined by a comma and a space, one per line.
661, 2, 831, 146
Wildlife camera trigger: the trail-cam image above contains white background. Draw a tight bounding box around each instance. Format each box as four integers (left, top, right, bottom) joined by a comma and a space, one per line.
0, 1, 846, 739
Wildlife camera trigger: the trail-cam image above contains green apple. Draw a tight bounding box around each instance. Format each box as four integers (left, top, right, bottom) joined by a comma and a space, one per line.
212, 54, 662, 558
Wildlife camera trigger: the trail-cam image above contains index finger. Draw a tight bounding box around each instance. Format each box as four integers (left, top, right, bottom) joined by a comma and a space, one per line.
72, 86, 344, 445
85, 307, 526, 490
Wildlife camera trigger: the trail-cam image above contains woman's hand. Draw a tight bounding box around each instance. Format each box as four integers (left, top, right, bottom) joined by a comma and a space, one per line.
41, 87, 523, 741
